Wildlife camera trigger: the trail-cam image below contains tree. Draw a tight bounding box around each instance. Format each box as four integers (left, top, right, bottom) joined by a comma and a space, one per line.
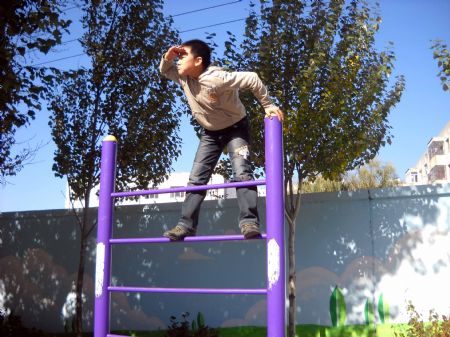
0, 0, 71, 184
344, 159, 399, 190
302, 159, 400, 193
431, 39, 450, 92
220, 1, 405, 335
45, 1, 183, 335
302, 175, 344, 193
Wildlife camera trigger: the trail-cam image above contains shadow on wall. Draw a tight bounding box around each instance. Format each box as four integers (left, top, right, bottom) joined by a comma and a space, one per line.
296, 184, 450, 326
0, 195, 268, 332
0, 210, 87, 332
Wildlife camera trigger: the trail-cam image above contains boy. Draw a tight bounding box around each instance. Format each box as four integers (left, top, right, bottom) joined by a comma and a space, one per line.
159, 39, 283, 240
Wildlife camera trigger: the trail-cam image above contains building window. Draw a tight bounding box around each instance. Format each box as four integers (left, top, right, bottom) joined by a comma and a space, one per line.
428, 140, 444, 158
428, 165, 446, 183
170, 187, 185, 199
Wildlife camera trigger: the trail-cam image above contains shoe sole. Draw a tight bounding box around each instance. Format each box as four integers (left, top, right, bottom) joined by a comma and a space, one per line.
243, 231, 262, 239
163, 232, 195, 241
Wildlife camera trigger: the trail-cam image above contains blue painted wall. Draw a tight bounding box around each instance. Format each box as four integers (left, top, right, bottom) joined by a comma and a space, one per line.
1, 183, 449, 332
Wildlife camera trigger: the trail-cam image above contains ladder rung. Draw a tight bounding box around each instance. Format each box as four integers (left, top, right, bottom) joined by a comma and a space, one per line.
108, 286, 267, 295
111, 179, 266, 198
110, 233, 267, 244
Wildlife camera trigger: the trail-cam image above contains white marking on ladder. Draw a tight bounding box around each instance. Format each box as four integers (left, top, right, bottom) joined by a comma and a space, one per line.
95, 243, 105, 298
267, 239, 280, 290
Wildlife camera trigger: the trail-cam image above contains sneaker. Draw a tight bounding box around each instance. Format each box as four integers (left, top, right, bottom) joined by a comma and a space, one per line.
163, 225, 196, 241
241, 223, 262, 239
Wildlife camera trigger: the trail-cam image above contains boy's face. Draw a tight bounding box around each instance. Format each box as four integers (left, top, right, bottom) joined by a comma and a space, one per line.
176, 46, 203, 77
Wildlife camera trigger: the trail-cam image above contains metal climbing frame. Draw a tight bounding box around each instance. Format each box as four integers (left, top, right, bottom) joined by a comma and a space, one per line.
93, 117, 285, 337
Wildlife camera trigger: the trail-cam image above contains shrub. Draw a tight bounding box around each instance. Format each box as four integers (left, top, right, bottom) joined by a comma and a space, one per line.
0, 312, 45, 337
164, 312, 218, 337
395, 302, 450, 337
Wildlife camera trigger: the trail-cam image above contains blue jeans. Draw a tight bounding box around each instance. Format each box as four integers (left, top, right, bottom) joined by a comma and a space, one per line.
178, 117, 259, 231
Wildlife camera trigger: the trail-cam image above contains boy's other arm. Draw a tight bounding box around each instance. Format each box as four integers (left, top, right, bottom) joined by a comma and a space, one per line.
221, 71, 284, 121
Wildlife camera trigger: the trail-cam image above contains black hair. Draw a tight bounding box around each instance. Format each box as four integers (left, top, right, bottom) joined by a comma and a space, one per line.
181, 39, 211, 69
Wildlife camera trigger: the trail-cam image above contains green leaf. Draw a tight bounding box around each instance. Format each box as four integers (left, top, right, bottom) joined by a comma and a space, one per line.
197, 312, 205, 328
330, 285, 347, 327
365, 299, 375, 325
378, 294, 390, 323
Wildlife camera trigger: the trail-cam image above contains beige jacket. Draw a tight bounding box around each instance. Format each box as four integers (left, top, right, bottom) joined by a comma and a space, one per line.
159, 57, 276, 131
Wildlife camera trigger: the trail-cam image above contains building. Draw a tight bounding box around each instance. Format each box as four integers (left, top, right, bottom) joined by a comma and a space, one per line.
65, 172, 266, 208
405, 121, 450, 185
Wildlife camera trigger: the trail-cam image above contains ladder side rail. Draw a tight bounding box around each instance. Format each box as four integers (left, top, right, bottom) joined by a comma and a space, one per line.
94, 136, 118, 337
265, 117, 286, 337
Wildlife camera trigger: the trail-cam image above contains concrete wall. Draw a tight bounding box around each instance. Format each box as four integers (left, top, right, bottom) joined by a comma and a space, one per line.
1, 183, 450, 332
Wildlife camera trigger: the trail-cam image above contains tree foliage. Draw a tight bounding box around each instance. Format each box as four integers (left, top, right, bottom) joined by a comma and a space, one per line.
0, 0, 70, 183
46, 0, 182, 334
345, 158, 399, 190
431, 39, 450, 92
302, 159, 400, 193
220, 1, 404, 335
48, 1, 183, 199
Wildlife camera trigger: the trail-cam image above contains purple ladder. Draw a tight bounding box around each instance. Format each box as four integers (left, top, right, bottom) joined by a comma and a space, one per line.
94, 117, 285, 337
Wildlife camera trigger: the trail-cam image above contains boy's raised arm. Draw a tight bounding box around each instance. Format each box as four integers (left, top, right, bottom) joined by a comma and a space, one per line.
159, 46, 185, 83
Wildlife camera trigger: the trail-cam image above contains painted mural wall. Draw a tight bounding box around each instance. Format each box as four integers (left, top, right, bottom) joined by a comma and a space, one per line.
295, 184, 450, 328
0, 183, 449, 332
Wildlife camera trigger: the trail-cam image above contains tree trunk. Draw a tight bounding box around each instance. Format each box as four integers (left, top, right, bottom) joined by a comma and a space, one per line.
75, 227, 87, 337
75, 108, 98, 336
75, 195, 91, 337
288, 214, 297, 337
288, 214, 296, 337
286, 181, 302, 337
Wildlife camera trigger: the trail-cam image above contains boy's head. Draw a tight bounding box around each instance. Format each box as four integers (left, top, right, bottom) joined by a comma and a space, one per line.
181, 39, 211, 69
176, 39, 211, 78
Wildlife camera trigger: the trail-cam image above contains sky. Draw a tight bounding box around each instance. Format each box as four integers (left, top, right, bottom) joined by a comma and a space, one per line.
1, 0, 449, 213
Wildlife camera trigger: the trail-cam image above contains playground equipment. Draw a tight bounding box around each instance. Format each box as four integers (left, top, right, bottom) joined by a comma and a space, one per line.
94, 117, 285, 337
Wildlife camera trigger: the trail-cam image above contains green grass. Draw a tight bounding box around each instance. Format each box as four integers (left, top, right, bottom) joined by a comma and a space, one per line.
292, 324, 409, 337
108, 323, 409, 337
103, 327, 267, 337
302, 324, 409, 337
42, 324, 411, 337
218, 326, 267, 337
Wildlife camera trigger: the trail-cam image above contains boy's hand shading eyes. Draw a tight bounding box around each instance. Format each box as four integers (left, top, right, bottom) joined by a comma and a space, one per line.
165, 46, 187, 61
